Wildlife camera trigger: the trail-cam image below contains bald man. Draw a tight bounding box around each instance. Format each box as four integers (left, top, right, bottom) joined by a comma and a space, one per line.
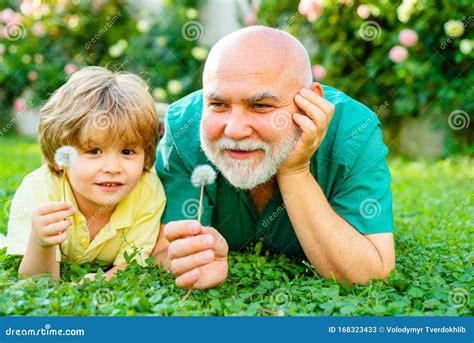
152, 26, 395, 289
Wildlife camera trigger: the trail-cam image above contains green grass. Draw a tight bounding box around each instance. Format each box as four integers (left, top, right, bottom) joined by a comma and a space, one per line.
0, 135, 472, 316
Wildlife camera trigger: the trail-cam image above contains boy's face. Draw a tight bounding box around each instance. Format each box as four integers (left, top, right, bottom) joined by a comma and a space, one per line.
66, 137, 145, 214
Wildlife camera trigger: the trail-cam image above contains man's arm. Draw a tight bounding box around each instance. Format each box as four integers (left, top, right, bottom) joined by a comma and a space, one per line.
278, 172, 395, 284
278, 86, 394, 284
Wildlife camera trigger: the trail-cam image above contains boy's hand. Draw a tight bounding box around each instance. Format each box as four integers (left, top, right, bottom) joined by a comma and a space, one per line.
165, 220, 228, 290
31, 201, 75, 248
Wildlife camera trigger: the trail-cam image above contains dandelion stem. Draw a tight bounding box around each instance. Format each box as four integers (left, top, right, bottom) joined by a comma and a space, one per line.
181, 289, 192, 302
59, 171, 68, 259
197, 185, 204, 224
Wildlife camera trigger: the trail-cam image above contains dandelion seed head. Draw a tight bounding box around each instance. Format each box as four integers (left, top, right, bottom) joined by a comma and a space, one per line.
191, 164, 217, 187
54, 146, 78, 168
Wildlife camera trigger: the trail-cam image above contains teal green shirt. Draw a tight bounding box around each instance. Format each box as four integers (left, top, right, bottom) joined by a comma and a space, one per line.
156, 85, 394, 258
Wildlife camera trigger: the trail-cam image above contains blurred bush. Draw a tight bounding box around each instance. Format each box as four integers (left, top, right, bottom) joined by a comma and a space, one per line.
0, 0, 206, 126
250, 0, 473, 146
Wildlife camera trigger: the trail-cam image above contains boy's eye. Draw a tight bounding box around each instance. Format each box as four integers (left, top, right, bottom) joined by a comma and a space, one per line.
86, 148, 101, 155
122, 149, 135, 156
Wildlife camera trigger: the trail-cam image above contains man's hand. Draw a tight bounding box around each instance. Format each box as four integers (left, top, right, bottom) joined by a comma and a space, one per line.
278, 87, 335, 176
165, 220, 228, 290
31, 201, 75, 248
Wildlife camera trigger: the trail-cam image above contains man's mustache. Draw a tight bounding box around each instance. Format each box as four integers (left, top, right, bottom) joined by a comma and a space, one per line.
215, 137, 270, 154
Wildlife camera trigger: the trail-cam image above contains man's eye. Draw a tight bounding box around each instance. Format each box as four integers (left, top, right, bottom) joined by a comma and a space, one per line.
210, 102, 226, 108
86, 148, 101, 155
122, 149, 135, 156
253, 103, 272, 110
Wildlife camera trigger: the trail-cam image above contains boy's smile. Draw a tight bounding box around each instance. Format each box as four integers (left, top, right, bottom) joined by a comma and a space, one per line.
95, 181, 125, 192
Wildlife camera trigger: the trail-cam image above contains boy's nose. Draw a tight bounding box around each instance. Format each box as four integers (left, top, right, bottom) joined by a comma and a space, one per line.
102, 155, 122, 174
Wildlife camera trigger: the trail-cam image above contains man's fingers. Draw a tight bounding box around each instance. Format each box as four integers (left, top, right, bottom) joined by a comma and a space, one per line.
42, 219, 72, 236
292, 112, 318, 145
164, 220, 201, 242
295, 94, 327, 138
300, 88, 335, 117
200, 226, 229, 258
168, 234, 215, 259
175, 268, 201, 290
170, 249, 215, 277
36, 202, 74, 216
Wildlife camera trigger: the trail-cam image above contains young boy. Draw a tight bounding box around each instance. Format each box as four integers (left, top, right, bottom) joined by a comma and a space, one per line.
5, 66, 166, 280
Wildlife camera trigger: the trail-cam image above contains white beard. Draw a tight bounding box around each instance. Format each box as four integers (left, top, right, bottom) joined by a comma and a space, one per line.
200, 124, 300, 190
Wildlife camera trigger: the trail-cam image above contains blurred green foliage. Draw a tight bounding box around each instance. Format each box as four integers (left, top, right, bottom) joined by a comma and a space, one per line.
0, 0, 206, 126
253, 0, 473, 146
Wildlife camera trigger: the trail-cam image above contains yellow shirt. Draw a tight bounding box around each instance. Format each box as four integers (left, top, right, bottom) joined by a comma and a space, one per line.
6, 164, 166, 266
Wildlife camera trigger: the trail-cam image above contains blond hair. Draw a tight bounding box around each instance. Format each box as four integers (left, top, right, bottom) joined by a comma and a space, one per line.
39, 66, 159, 174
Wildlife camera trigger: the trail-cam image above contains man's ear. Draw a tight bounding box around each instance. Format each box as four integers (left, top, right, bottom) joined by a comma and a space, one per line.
310, 82, 324, 98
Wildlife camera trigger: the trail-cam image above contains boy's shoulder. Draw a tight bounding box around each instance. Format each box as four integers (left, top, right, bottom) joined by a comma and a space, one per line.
24, 163, 55, 178
138, 171, 164, 196
123, 171, 165, 213
18, 164, 60, 195
107, 171, 165, 224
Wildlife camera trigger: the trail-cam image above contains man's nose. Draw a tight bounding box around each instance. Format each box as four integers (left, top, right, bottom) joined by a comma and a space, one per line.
224, 107, 252, 140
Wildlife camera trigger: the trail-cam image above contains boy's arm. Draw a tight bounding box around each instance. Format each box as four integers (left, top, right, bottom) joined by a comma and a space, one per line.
79, 263, 128, 283
19, 241, 60, 278
18, 202, 75, 279
104, 263, 127, 280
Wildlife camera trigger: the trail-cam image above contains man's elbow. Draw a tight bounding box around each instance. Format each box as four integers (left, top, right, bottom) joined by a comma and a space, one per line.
377, 257, 396, 280
356, 258, 395, 284
333, 259, 395, 285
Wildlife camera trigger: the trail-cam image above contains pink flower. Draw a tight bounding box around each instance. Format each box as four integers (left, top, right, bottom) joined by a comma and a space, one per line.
64, 63, 78, 75
39, 4, 50, 16
244, 13, 257, 26
32, 23, 45, 37
13, 98, 26, 112
357, 5, 370, 19
0, 8, 13, 23
312, 64, 327, 80
398, 29, 418, 47
251, 1, 260, 13
298, 0, 323, 23
21, 1, 49, 19
389, 46, 408, 63
0, 8, 22, 25
27, 71, 38, 81
20, 1, 36, 16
